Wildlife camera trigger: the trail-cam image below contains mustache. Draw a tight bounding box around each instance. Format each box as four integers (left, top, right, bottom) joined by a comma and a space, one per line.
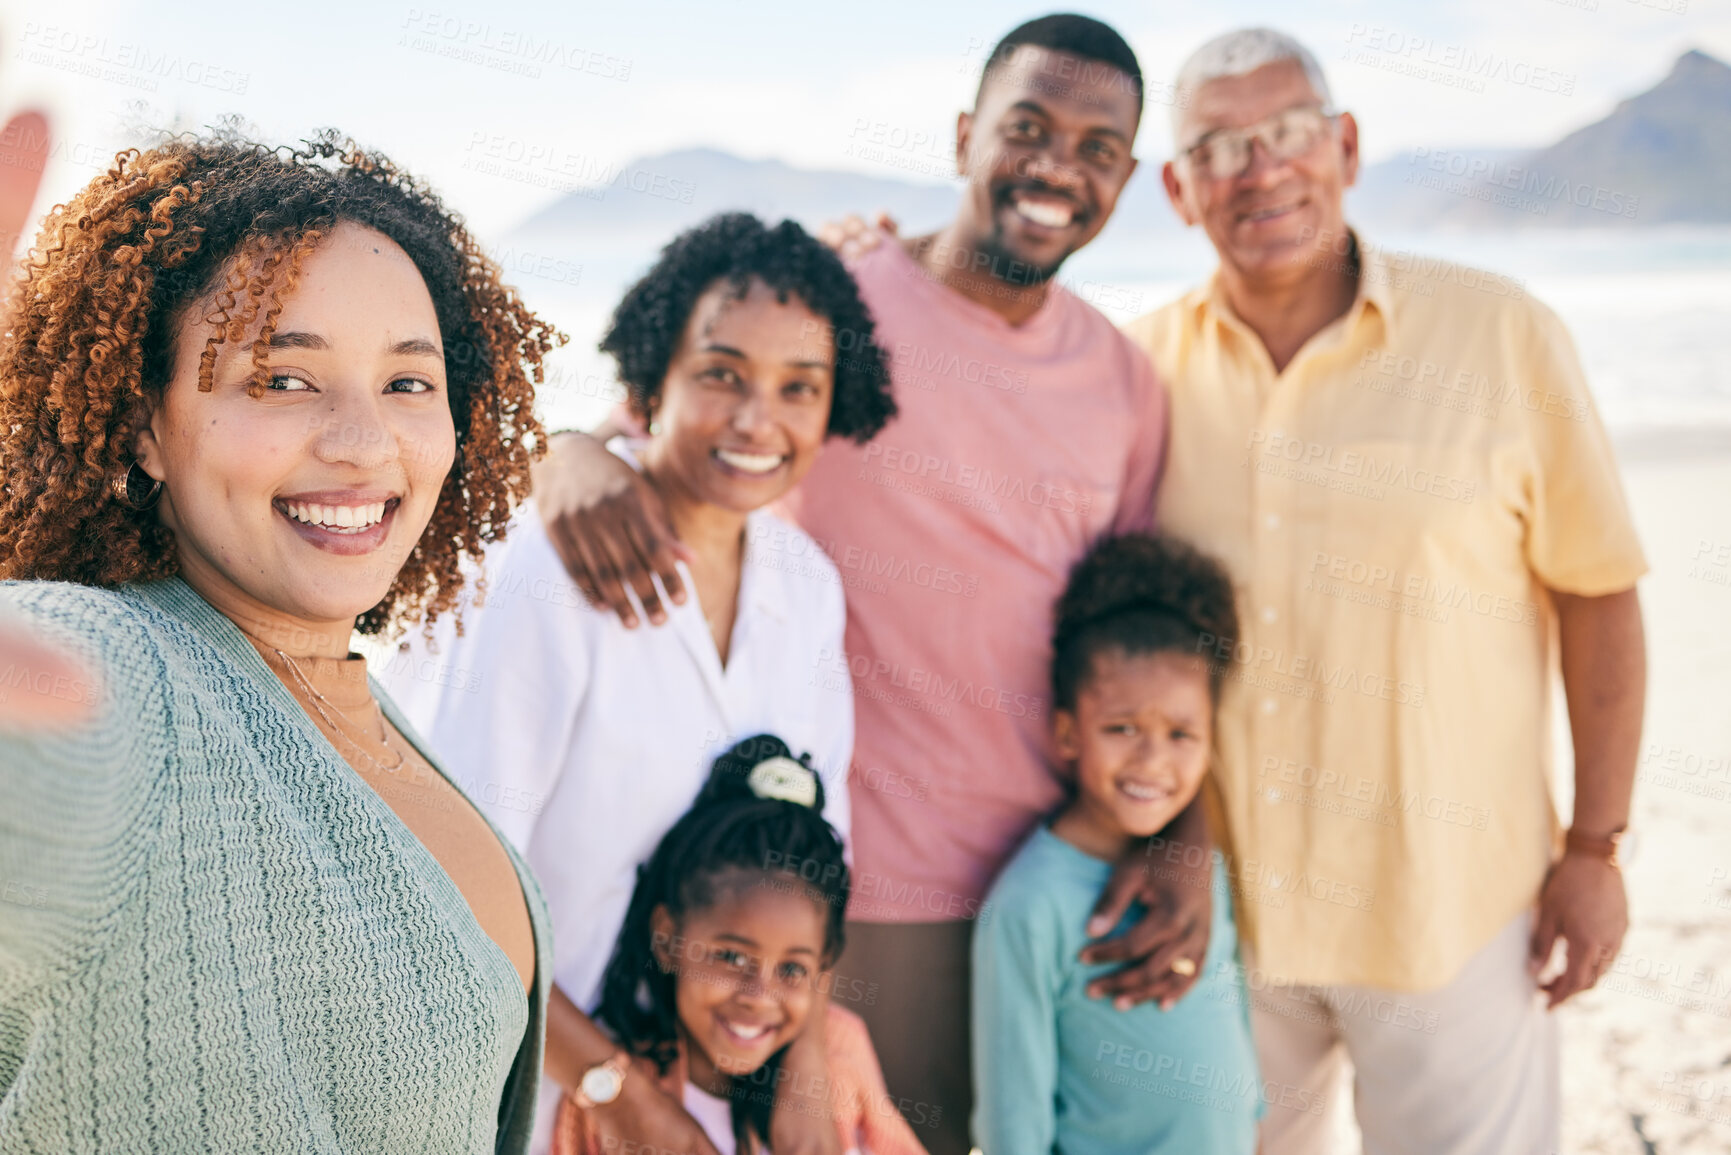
1228, 183, 1306, 215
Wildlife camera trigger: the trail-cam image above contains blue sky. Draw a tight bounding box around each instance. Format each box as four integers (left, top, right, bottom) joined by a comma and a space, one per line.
3, 0, 1725, 239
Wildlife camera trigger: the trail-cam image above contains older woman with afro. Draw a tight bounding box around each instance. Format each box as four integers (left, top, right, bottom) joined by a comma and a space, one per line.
0, 133, 561, 1153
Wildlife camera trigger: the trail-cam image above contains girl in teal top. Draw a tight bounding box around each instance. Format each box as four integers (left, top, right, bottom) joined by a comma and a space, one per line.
972, 533, 1262, 1154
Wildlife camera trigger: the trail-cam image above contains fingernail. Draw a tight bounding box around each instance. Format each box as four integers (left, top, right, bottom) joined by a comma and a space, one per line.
1160, 999, 1174, 1012
1115, 996, 1132, 1012
1086, 917, 1109, 936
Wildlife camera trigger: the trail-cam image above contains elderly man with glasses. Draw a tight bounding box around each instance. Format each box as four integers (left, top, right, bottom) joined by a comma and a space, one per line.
1124, 28, 1648, 1154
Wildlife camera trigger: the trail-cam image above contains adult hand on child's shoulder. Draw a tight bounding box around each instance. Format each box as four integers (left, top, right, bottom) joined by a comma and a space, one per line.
1079, 824, 1214, 1011
534, 431, 694, 629
816, 212, 898, 262
592, 1072, 723, 1155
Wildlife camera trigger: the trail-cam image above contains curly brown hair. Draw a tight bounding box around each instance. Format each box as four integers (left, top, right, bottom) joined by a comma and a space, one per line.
0, 130, 562, 635
1051, 532, 1240, 710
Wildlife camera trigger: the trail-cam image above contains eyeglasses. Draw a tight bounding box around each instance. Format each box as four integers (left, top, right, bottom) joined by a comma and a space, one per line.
1181, 106, 1338, 181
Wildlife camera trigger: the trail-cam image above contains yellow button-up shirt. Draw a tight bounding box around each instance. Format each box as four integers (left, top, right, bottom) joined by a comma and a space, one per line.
1124, 235, 1647, 991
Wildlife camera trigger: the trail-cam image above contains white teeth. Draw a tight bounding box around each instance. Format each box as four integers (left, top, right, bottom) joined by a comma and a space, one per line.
1119, 781, 1169, 802
716, 449, 784, 475
1013, 196, 1075, 228
724, 1021, 769, 1041
282, 501, 388, 532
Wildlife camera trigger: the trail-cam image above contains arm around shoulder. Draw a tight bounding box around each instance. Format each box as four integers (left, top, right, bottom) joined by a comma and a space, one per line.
531, 430, 691, 627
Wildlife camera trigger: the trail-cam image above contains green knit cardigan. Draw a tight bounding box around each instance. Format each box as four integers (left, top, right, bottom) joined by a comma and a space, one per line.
0, 578, 551, 1153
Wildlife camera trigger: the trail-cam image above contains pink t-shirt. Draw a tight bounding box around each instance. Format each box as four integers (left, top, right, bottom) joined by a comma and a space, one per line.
778, 237, 1168, 922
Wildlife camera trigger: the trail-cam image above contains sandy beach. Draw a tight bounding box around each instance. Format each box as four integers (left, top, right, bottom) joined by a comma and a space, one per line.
1220, 429, 1731, 1155
1552, 432, 1731, 1155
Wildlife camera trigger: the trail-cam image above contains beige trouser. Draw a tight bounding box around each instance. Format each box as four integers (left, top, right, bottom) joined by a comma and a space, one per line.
1253, 910, 1559, 1155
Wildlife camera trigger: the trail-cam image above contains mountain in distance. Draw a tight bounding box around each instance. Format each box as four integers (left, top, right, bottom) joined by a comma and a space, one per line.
513, 147, 960, 250
507, 47, 1730, 265
1531, 48, 1731, 224
1351, 48, 1731, 228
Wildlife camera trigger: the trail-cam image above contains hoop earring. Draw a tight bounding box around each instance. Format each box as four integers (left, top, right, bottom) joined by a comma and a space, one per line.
111, 461, 162, 511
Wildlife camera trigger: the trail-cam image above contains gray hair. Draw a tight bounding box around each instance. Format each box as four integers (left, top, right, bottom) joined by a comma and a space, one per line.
1172, 28, 1333, 145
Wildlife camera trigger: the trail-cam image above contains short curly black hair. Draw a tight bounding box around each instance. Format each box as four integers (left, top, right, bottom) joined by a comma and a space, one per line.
1052, 533, 1240, 710
600, 213, 895, 442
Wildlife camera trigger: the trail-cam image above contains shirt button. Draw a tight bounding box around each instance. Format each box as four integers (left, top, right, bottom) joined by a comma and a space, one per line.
1261, 607, 1278, 624
1264, 513, 1281, 530
1261, 698, 1278, 715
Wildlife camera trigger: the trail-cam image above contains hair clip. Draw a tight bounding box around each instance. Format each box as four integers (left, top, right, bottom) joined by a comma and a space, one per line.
747, 756, 819, 808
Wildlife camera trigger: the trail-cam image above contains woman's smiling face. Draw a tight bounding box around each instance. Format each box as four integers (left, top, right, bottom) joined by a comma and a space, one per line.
639, 277, 835, 517
135, 221, 455, 651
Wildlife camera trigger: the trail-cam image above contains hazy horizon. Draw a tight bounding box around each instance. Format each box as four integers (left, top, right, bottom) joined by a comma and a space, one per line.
2, 0, 1725, 240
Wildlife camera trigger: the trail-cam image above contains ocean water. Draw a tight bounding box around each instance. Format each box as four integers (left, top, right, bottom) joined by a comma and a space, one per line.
516, 226, 1731, 438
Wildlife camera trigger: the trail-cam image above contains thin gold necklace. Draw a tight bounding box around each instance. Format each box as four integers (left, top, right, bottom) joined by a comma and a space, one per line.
273, 648, 407, 775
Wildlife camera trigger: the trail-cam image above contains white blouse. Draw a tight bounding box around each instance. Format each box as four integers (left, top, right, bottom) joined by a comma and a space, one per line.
375, 498, 854, 1020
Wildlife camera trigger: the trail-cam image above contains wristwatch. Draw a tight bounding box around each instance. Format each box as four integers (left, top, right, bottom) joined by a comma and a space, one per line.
572, 1050, 630, 1109
1564, 826, 1626, 868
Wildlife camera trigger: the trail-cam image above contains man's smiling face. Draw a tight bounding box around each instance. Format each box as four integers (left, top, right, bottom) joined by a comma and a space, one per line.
954, 45, 1141, 286
1164, 59, 1359, 285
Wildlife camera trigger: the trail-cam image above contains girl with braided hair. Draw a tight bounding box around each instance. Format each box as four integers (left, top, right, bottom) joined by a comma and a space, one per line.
553, 734, 925, 1155
0, 132, 559, 1152
971, 533, 1263, 1153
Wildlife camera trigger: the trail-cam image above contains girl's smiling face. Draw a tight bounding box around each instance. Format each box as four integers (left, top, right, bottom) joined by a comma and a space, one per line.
651, 872, 832, 1094
1052, 649, 1215, 861
135, 222, 455, 652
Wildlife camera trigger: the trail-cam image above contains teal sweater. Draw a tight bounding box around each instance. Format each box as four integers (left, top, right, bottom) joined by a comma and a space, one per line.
0, 578, 551, 1153
972, 827, 1261, 1155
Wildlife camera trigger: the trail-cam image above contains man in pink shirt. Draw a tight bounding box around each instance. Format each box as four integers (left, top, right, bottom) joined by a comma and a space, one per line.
535, 16, 1197, 1152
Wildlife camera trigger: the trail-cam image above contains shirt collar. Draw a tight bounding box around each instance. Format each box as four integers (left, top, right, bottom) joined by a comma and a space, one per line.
1352, 232, 1398, 334
738, 509, 789, 626
1189, 226, 1397, 346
